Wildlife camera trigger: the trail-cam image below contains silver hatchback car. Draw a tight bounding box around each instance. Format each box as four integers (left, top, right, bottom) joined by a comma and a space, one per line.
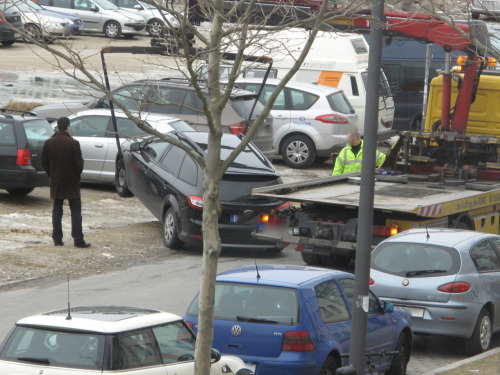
370, 228, 500, 355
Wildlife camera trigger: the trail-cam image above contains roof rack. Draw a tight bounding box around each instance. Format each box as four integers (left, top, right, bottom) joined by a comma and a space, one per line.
0, 108, 37, 117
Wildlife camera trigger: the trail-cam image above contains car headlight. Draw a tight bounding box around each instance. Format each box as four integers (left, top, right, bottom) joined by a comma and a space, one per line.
46, 21, 60, 27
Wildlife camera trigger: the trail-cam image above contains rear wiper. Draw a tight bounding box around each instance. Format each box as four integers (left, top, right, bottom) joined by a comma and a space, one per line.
237, 316, 279, 324
405, 270, 447, 277
17, 357, 51, 365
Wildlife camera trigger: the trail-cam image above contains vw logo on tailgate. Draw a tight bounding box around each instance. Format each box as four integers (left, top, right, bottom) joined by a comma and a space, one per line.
231, 325, 242, 336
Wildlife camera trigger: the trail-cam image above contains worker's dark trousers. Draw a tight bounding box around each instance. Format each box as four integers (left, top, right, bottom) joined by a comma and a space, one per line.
52, 198, 84, 244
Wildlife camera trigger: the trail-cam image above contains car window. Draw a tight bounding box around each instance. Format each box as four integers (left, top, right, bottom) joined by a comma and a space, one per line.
74, 0, 93, 10
70, 116, 109, 137
288, 88, 319, 111
470, 240, 500, 272
161, 145, 185, 177
0, 123, 16, 146
117, 0, 138, 8
350, 76, 359, 96
187, 282, 299, 325
152, 322, 195, 364
112, 118, 149, 138
117, 328, 162, 370
23, 119, 54, 147
170, 120, 195, 132
243, 83, 286, 110
105, 85, 150, 112
181, 90, 203, 115
339, 278, 383, 316
315, 280, 350, 323
52, 0, 71, 8
148, 87, 186, 114
0, 326, 105, 370
144, 141, 169, 161
178, 155, 198, 186
371, 242, 461, 277
230, 95, 265, 119
327, 92, 355, 114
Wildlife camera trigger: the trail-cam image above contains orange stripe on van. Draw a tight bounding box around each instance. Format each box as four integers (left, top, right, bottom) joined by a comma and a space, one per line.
318, 71, 343, 88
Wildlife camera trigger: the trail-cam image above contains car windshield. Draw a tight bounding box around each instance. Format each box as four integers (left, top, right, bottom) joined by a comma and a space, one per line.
361, 71, 393, 99
0, 326, 105, 370
10, 0, 42, 12
327, 92, 355, 114
23, 119, 54, 147
139, 0, 156, 8
92, 0, 119, 10
372, 242, 461, 277
187, 282, 299, 325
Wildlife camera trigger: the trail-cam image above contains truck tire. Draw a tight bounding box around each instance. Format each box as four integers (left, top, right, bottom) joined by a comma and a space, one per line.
464, 309, 492, 355
281, 135, 316, 169
321, 254, 351, 268
301, 250, 321, 265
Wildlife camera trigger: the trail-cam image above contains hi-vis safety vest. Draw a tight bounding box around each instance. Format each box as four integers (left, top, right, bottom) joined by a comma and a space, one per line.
332, 140, 386, 175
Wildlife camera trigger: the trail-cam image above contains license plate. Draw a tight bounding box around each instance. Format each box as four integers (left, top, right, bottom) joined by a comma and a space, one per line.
244, 363, 257, 373
396, 306, 425, 318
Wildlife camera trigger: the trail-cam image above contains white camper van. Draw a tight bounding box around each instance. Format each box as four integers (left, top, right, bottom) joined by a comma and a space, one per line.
270, 30, 395, 134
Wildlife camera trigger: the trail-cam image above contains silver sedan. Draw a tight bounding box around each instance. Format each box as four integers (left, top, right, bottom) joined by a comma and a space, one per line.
370, 228, 500, 355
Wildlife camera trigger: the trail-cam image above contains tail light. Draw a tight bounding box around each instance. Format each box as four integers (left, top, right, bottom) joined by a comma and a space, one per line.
372, 224, 399, 237
315, 114, 349, 124
185, 321, 194, 329
228, 121, 249, 135
369, 278, 375, 285
16, 149, 32, 165
438, 282, 470, 293
187, 196, 203, 210
282, 331, 315, 352
261, 213, 286, 226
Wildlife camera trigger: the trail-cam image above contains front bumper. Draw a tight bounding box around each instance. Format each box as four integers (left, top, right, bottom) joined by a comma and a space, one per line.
123, 22, 146, 33
381, 298, 480, 338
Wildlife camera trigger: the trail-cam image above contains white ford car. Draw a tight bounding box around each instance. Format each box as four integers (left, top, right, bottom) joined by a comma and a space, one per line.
0, 306, 253, 375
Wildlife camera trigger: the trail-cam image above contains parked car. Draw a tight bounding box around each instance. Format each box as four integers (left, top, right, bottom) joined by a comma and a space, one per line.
0, 112, 52, 196
0, 3, 23, 46
63, 109, 194, 184
35, 0, 145, 38
109, 0, 178, 36
471, 0, 500, 19
120, 132, 284, 250
5, 0, 82, 41
370, 228, 500, 355
0, 305, 253, 375
33, 79, 275, 158
184, 265, 412, 375
234, 78, 358, 168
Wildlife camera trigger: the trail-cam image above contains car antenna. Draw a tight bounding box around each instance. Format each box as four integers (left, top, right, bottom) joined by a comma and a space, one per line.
66, 273, 72, 321
425, 226, 430, 239
253, 249, 261, 280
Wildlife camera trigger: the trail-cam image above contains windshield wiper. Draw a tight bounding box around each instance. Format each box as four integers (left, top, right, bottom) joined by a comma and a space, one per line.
405, 270, 447, 277
237, 315, 279, 324
17, 357, 51, 365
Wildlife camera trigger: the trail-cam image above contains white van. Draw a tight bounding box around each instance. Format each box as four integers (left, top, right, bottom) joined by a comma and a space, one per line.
265, 30, 395, 134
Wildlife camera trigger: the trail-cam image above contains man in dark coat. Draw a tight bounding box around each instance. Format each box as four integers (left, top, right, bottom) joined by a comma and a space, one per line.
41, 117, 91, 248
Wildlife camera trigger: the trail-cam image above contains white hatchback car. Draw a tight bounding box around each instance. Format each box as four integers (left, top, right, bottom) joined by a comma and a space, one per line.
62, 109, 194, 184
235, 78, 358, 168
0, 305, 253, 375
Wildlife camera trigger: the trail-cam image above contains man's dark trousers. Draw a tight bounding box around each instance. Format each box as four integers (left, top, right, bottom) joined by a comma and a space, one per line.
52, 198, 84, 244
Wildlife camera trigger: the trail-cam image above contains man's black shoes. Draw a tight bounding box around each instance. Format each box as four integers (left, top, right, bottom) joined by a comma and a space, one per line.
74, 241, 91, 248
54, 241, 64, 246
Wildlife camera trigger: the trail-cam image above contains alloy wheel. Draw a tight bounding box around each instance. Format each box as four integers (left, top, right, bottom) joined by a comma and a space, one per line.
286, 140, 309, 164
479, 314, 492, 351
164, 213, 175, 243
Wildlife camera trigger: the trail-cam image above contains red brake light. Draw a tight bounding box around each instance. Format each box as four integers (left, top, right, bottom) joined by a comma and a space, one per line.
228, 121, 249, 135
187, 196, 203, 210
185, 321, 194, 329
315, 114, 349, 124
282, 331, 315, 352
369, 278, 375, 285
438, 282, 470, 293
16, 149, 31, 165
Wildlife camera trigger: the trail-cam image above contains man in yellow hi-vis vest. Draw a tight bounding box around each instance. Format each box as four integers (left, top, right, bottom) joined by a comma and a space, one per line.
332, 130, 386, 175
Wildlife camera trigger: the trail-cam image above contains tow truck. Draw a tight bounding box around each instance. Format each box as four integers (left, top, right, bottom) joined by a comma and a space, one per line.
251, 12, 500, 267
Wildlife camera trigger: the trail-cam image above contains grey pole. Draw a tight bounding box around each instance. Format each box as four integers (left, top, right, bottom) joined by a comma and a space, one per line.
348, 0, 384, 373
421, 43, 433, 128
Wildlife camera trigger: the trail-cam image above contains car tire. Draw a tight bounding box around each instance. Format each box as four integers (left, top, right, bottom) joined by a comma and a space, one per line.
301, 249, 321, 265
386, 333, 409, 375
23, 24, 43, 43
6, 188, 35, 196
1, 41, 15, 46
319, 356, 338, 375
147, 18, 164, 36
163, 207, 183, 249
464, 309, 492, 355
115, 160, 134, 198
281, 135, 316, 169
104, 21, 122, 39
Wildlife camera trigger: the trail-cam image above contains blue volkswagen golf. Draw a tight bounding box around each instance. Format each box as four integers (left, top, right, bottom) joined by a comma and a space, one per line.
184, 266, 412, 375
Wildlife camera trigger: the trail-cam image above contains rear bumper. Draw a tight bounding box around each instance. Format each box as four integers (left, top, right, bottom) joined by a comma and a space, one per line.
380, 298, 480, 338
0, 169, 49, 189
234, 354, 317, 375
0, 28, 19, 41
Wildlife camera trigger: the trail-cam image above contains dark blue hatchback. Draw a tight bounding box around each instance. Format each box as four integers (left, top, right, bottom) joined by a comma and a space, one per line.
184, 265, 412, 375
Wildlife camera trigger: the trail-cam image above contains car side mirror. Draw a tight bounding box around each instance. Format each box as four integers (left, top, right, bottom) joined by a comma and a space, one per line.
134, 4, 143, 9
90, 5, 98, 11
210, 348, 221, 364
383, 301, 394, 314
130, 142, 141, 152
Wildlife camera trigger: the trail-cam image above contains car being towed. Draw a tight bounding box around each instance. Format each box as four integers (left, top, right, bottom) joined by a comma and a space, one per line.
119, 132, 284, 251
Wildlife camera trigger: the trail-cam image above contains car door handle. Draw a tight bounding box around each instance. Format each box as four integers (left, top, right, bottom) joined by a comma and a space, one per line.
94, 144, 104, 148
